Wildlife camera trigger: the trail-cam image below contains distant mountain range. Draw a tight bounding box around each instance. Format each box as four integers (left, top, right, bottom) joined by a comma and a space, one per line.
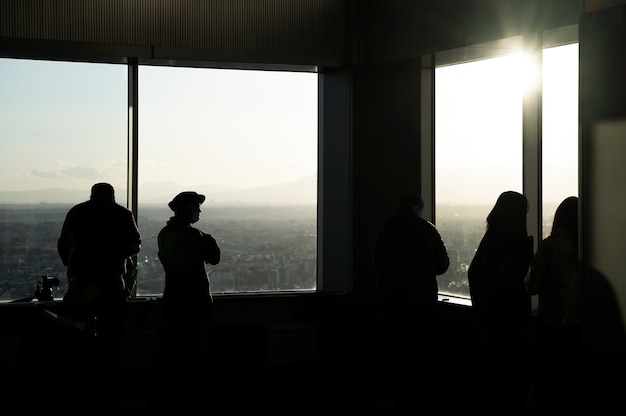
0, 175, 316, 205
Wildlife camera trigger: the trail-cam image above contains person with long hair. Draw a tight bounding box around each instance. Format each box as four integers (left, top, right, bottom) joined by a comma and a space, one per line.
525, 196, 582, 414
468, 190, 535, 416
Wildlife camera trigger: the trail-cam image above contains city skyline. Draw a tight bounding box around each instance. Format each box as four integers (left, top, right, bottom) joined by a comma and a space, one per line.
0, 174, 316, 205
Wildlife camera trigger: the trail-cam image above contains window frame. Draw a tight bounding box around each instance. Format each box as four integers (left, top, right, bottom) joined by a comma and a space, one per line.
131, 61, 327, 298
424, 24, 579, 304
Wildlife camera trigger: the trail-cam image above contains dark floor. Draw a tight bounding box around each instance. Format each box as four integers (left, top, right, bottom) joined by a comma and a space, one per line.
3, 366, 476, 416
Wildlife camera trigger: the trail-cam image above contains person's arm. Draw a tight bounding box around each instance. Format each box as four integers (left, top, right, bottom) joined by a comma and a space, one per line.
430, 224, 450, 275
57, 210, 74, 265
119, 211, 142, 259
201, 232, 221, 265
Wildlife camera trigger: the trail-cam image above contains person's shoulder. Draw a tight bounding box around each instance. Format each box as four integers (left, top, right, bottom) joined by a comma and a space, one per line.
419, 217, 440, 231
190, 225, 206, 236
112, 202, 130, 210
544, 228, 576, 251
550, 227, 573, 239
64, 200, 90, 217
157, 222, 175, 238
69, 200, 89, 210
110, 202, 134, 215
420, 217, 436, 226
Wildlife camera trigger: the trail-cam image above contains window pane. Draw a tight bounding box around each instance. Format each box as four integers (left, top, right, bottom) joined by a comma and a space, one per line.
435, 55, 524, 298
0, 59, 128, 301
542, 43, 579, 237
137, 67, 318, 295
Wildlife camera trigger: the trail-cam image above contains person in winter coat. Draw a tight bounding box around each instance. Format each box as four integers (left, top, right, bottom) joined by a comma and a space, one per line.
468, 190, 534, 416
374, 192, 449, 410
525, 196, 582, 415
158, 190, 221, 411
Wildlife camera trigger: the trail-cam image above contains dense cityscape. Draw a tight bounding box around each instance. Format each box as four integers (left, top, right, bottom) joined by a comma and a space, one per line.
0, 204, 317, 301
0, 203, 553, 302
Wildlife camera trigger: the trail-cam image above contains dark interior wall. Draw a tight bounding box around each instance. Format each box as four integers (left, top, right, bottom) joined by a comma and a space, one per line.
352, 58, 422, 303
580, 4, 626, 411
319, 68, 353, 294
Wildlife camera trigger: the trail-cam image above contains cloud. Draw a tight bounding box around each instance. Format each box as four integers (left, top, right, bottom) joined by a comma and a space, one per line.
109, 159, 126, 167
31, 170, 63, 179
31, 166, 105, 181
59, 166, 104, 180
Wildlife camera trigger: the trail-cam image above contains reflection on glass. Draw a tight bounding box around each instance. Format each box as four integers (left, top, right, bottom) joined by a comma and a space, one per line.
435, 54, 524, 298
0, 58, 127, 300
137, 66, 318, 295
542, 43, 579, 237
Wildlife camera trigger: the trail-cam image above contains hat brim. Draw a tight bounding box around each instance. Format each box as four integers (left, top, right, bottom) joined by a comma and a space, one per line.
168, 192, 206, 210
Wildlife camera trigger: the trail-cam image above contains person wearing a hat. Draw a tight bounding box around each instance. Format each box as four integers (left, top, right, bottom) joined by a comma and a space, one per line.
157, 190, 221, 407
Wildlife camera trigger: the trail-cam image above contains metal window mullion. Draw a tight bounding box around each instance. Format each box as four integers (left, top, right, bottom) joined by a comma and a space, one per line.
128, 62, 139, 218
522, 33, 543, 248
421, 54, 435, 223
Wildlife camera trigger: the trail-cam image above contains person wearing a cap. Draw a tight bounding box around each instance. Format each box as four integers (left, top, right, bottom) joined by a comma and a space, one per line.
157, 190, 221, 407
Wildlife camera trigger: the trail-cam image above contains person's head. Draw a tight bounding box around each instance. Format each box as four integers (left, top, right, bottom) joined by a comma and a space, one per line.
168, 191, 206, 224
400, 192, 424, 215
550, 196, 578, 237
486, 191, 528, 231
90, 182, 115, 203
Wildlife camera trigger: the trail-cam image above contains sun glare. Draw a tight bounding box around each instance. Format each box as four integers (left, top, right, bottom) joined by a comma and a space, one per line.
514, 52, 542, 96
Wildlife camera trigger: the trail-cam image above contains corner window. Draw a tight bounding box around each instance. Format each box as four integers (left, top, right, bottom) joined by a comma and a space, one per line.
431, 27, 579, 301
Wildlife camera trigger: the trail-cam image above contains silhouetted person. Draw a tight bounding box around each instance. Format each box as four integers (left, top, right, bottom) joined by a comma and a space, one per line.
467, 190, 534, 416
158, 191, 221, 410
57, 182, 141, 413
374, 192, 450, 410
525, 196, 582, 415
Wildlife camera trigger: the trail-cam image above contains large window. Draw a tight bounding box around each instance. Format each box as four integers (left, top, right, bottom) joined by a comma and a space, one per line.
136, 66, 318, 295
433, 30, 579, 300
0, 58, 318, 302
435, 52, 524, 298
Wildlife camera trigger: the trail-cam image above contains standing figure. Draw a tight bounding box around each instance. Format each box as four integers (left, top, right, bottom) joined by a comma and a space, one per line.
157, 191, 221, 410
57, 182, 141, 413
374, 192, 450, 410
525, 196, 582, 415
467, 190, 534, 416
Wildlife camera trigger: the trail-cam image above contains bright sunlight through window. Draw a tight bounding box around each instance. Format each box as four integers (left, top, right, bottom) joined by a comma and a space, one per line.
435, 42, 578, 299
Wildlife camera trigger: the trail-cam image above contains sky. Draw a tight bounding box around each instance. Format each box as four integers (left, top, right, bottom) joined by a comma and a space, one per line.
138, 66, 318, 191
435, 43, 579, 206
0, 59, 317, 203
436, 53, 524, 206
1, 46, 577, 206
